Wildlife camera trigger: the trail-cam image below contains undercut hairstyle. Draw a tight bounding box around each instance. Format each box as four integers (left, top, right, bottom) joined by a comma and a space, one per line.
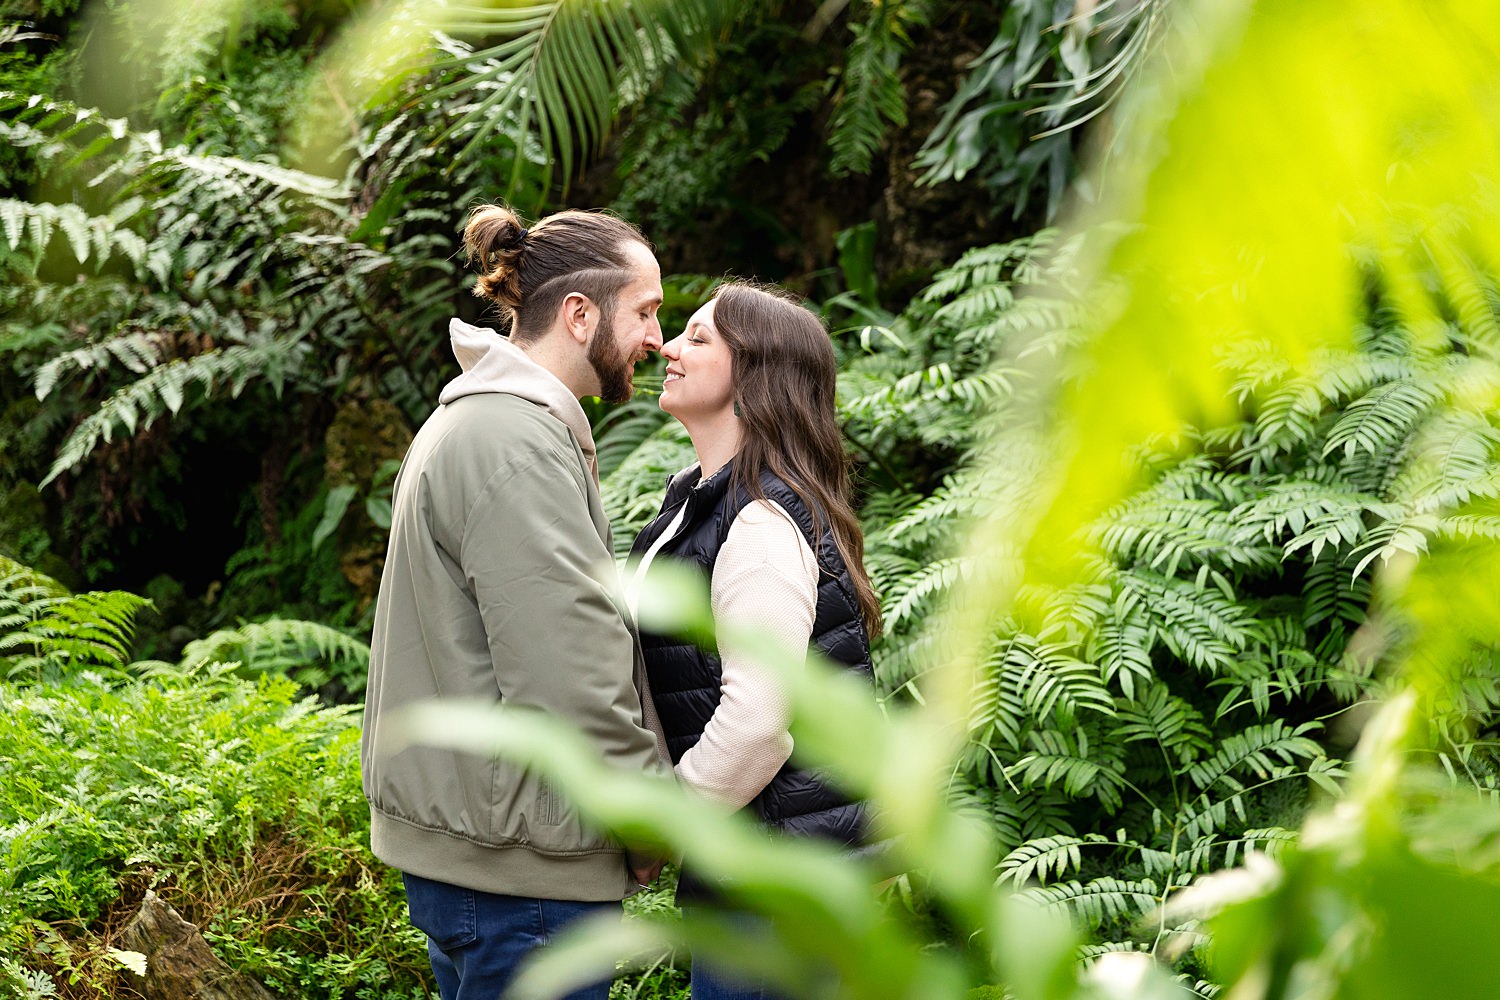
461, 205, 650, 342
711, 281, 884, 637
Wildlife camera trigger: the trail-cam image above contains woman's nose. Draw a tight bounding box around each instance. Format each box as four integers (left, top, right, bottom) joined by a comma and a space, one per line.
661, 335, 682, 360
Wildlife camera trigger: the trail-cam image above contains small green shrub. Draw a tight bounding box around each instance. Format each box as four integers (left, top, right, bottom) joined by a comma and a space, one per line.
0, 661, 427, 997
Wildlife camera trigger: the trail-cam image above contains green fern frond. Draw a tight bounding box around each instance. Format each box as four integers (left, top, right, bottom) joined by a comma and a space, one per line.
1085, 592, 1154, 699
1229, 477, 1385, 558
1392, 412, 1500, 513
998, 833, 1112, 887
1119, 571, 1256, 674
950, 781, 1074, 852
41, 336, 309, 485
1020, 876, 1160, 928
0, 555, 70, 605
1095, 493, 1277, 577
1300, 551, 1372, 629
1111, 683, 1212, 767
1185, 720, 1325, 795
875, 468, 994, 551
179, 619, 371, 687
924, 233, 1061, 309
1347, 511, 1438, 578
1321, 377, 1443, 462
0, 90, 135, 157
965, 650, 1027, 753
32, 330, 168, 400
1237, 382, 1323, 464
883, 555, 971, 633
963, 297, 1091, 360
1010, 727, 1127, 810
828, 1, 919, 176
1311, 349, 1416, 403
593, 395, 674, 479
0, 590, 150, 677
1438, 513, 1500, 542
1006, 639, 1116, 720
1222, 826, 1298, 867
0, 198, 165, 279
599, 421, 696, 554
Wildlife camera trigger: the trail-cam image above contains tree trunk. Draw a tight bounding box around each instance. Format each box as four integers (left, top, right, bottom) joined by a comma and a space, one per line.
118, 891, 280, 1000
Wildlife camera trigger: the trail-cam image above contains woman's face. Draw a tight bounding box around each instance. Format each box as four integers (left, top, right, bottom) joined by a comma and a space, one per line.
660, 299, 735, 421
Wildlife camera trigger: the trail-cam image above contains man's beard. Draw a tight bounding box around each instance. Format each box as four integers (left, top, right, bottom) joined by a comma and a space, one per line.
588, 311, 635, 403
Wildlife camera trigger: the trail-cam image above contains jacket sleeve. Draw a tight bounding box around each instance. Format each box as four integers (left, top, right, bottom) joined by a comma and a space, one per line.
459, 442, 662, 776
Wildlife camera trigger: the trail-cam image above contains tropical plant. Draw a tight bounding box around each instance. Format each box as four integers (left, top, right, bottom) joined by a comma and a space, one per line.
0, 13, 557, 627
914, 0, 1171, 217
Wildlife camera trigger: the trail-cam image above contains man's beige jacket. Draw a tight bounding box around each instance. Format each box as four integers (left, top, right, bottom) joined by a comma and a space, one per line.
361, 318, 661, 900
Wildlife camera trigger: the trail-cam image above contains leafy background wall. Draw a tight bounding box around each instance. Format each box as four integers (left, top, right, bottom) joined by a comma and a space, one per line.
3, 1, 1500, 998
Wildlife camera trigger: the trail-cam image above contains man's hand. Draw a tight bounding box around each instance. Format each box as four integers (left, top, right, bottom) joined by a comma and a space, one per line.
626, 848, 664, 888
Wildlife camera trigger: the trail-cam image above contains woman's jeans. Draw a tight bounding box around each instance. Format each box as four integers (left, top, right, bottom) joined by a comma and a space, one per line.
685, 907, 793, 1000
403, 872, 619, 1000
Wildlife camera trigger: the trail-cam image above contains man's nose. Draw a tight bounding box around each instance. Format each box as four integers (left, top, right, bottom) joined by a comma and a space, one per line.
644, 319, 664, 352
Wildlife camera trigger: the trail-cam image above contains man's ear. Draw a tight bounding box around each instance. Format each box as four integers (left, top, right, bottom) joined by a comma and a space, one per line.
560, 292, 595, 345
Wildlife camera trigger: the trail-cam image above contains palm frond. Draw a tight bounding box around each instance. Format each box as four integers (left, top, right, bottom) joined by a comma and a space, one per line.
430, 1, 748, 191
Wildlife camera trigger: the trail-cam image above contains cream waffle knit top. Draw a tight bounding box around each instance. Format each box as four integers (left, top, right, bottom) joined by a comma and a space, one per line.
634, 498, 819, 809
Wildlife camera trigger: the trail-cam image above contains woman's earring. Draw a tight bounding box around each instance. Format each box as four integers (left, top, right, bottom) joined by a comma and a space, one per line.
733, 401, 743, 417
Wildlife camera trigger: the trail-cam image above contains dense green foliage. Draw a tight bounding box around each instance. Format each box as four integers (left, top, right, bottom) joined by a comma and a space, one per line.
0, 575, 421, 997
4, 0, 1500, 998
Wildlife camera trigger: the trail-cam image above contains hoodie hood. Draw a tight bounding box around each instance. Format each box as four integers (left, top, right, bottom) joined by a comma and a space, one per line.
439, 318, 598, 482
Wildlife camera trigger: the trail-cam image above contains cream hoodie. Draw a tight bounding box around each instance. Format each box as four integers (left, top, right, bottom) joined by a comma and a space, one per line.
440, 318, 599, 482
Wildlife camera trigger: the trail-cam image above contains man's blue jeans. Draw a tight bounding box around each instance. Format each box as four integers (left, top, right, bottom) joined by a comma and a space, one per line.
403, 872, 619, 1000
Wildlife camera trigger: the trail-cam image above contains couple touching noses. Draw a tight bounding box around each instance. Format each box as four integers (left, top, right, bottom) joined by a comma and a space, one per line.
362, 204, 881, 1000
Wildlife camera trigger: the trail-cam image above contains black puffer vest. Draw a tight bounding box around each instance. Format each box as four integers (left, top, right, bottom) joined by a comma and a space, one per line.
631, 460, 873, 852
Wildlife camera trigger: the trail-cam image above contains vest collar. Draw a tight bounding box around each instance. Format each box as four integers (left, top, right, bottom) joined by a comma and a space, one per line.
664, 457, 737, 510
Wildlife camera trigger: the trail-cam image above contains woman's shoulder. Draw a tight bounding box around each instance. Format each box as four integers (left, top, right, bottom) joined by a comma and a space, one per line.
718, 497, 819, 585
739, 471, 818, 536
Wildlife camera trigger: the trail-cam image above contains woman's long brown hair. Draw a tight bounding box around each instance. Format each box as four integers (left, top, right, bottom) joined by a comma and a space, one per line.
711, 281, 883, 638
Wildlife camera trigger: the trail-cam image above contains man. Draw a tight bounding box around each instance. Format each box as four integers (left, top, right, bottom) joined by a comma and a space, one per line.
361, 205, 668, 1000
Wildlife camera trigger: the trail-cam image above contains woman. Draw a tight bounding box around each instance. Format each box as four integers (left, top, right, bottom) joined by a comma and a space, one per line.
629, 280, 882, 999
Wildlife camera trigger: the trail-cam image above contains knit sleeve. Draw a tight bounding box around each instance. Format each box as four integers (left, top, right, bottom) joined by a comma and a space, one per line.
675, 499, 819, 809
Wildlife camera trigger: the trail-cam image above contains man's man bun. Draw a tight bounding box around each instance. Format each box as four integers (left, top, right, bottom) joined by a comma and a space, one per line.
462, 204, 528, 309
